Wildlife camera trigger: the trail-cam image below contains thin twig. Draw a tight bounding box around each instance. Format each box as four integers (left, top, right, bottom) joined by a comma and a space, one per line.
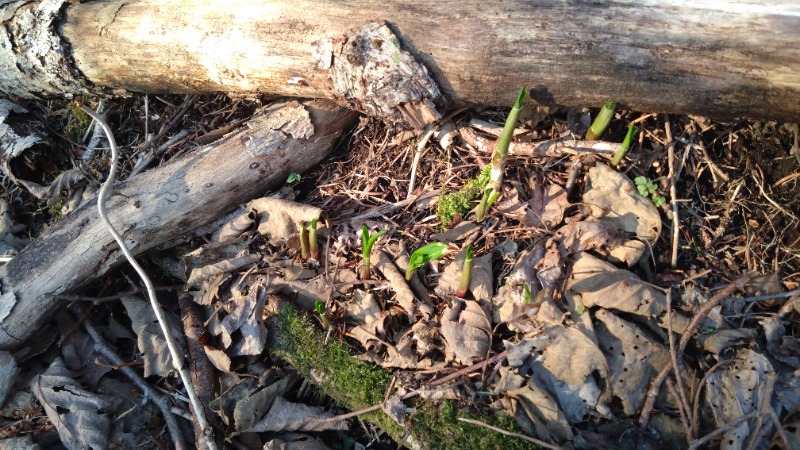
691, 359, 734, 437
73, 306, 187, 450
49, 285, 182, 303
78, 105, 215, 450
665, 378, 692, 444
666, 289, 693, 444
639, 273, 753, 429
406, 125, 437, 199
665, 115, 680, 268
768, 409, 791, 449
688, 411, 760, 450
457, 417, 565, 450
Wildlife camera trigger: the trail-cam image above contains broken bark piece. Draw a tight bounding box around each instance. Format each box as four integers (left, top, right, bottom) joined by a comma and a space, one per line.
315, 22, 442, 127
0, 99, 358, 350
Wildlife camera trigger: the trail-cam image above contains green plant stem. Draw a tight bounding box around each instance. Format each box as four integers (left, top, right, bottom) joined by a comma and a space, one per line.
475, 187, 493, 222
456, 245, 474, 298
611, 122, 637, 166
586, 101, 617, 141
309, 217, 319, 261
361, 225, 387, 280
489, 88, 527, 196
299, 222, 309, 260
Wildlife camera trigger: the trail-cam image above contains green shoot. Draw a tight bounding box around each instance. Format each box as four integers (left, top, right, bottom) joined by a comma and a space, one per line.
586, 101, 617, 141
634, 176, 666, 207
299, 222, 310, 260
522, 284, 532, 304
405, 242, 448, 281
361, 225, 388, 280
456, 245, 474, 298
309, 217, 319, 261
315, 300, 331, 330
475, 188, 497, 222
483, 88, 527, 221
610, 123, 638, 167
286, 172, 301, 184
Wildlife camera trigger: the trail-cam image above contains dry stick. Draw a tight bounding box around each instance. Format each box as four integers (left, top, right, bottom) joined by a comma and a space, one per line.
49, 286, 182, 303
767, 409, 792, 450
178, 293, 218, 447
688, 411, 760, 450
690, 359, 734, 437
406, 124, 437, 199
457, 417, 566, 450
73, 306, 187, 450
665, 115, 680, 268
639, 272, 753, 430
665, 378, 692, 443
665, 289, 693, 443
306, 351, 508, 426
78, 105, 216, 450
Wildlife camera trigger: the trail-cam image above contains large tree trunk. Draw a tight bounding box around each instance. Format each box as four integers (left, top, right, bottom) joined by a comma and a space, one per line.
0, 100, 357, 350
1, 0, 799, 121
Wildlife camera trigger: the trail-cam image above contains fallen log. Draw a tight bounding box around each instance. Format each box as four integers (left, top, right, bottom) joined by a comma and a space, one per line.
0, 99, 358, 350
1, 0, 799, 120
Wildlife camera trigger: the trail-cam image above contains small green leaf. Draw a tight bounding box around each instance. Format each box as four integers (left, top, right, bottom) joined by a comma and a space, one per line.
652, 195, 666, 207
315, 300, 326, 316
286, 172, 301, 184
575, 304, 587, 315
522, 284, 532, 303
406, 242, 448, 280
634, 176, 649, 196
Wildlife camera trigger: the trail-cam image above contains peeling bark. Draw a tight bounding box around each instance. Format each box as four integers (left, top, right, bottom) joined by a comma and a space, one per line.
0, 99, 358, 350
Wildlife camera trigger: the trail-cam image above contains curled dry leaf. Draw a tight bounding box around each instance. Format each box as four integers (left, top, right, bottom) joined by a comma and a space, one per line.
491, 247, 541, 331
247, 197, 322, 244
566, 252, 666, 318
121, 296, 186, 378
707, 349, 775, 449
594, 309, 670, 415
582, 163, 661, 246
494, 183, 569, 230
374, 249, 434, 319
31, 358, 110, 450
439, 298, 491, 365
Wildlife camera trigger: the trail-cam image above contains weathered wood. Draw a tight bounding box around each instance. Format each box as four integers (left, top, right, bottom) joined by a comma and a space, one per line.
1, 0, 799, 120
0, 100, 358, 350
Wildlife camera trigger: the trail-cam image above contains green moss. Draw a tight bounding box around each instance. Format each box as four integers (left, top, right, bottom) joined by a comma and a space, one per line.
271, 306, 533, 449
65, 101, 93, 141
272, 307, 403, 439
411, 401, 535, 450
437, 166, 491, 228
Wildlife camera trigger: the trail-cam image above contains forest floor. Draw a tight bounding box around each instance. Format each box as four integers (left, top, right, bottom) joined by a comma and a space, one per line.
0, 93, 798, 450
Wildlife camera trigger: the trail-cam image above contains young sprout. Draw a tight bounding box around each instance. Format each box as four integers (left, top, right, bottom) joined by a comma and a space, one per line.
299, 221, 310, 260
405, 242, 448, 281
522, 283, 533, 303
315, 299, 330, 330
361, 225, 388, 280
455, 245, 474, 298
586, 101, 617, 141
477, 87, 527, 222
309, 217, 319, 261
610, 122, 638, 167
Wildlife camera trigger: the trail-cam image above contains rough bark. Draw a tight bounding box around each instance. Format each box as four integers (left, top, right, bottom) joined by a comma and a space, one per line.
1, 0, 799, 121
0, 99, 358, 350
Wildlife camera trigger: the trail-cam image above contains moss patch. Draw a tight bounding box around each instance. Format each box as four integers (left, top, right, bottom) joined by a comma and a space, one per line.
436, 166, 491, 228
411, 401, 535, 450
271, 306, 403, 439
270, 305, 533, 449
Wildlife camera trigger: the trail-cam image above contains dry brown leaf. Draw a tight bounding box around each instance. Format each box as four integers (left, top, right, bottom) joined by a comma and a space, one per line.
346, 289, 382, 324
203, 345, 232, 373
583, 163, 662, 243
374, 249, 434, 319
121, 296, 186, 378
439, 298, 492, 365
707, 349, 775, 449
594, 309, 670, 415
31, 358, 110, 450
491, 247, 542, 330
509, 379, 574, 443
186, 254, 260, 290
494, 184, 568, 230
566, 252, 666, 318
247, 197, 322, 244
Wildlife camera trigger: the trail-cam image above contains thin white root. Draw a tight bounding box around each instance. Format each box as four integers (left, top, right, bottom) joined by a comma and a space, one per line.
79, 105, 216, 450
